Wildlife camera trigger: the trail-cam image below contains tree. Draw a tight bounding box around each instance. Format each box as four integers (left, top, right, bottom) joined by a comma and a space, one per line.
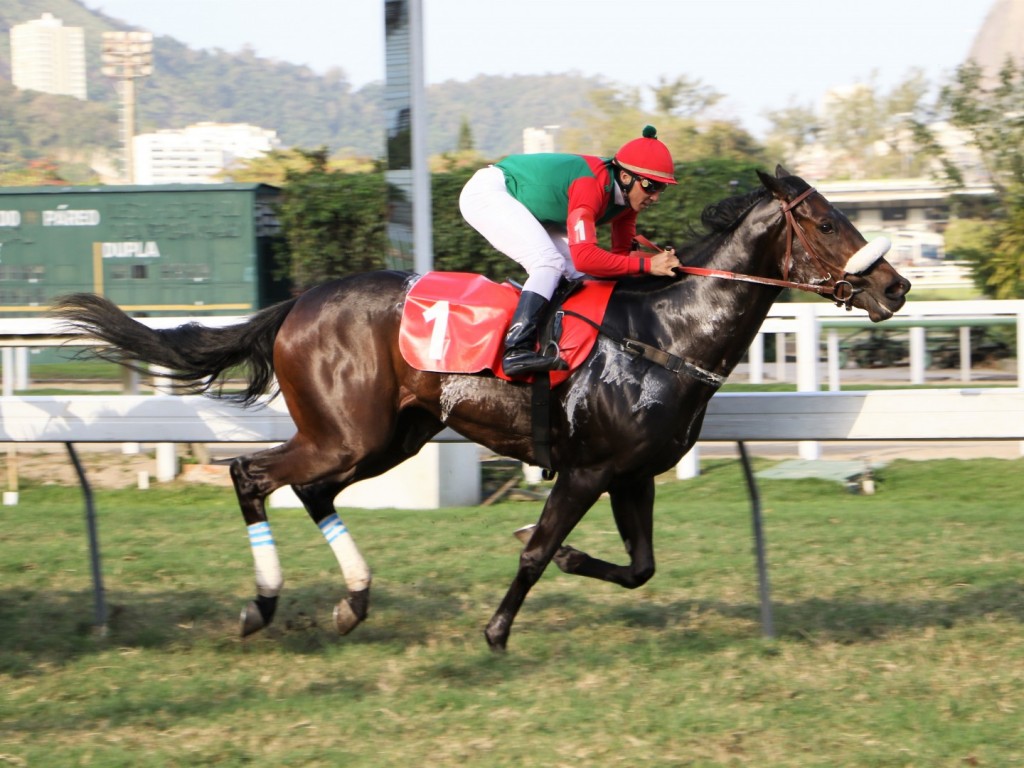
430, 168, 522, 281
568, 83, 764, 170
919, 58, 1024, 298
638, 158, 765, 250
456, 117, 475, 152
762, 101, 821, 161
227, 148, 377, 185
651, 75, 723, 118
274, 149, 390, 290
764, 72, 934, 179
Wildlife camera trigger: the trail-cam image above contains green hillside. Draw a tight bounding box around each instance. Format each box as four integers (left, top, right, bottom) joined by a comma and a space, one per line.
0, 0, 604, 168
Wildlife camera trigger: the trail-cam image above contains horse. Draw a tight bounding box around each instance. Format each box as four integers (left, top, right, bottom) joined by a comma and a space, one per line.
53, 166, 911, 651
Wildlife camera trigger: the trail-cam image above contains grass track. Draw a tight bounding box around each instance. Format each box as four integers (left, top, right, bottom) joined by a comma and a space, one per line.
1, 457, 1023, 767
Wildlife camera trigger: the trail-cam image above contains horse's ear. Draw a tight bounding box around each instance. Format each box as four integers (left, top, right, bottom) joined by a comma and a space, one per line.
757, 169, 785, 199
775, 164, 792, 178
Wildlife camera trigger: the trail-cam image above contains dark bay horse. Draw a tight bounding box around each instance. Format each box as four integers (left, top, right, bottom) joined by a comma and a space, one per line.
54, 167, 910, 651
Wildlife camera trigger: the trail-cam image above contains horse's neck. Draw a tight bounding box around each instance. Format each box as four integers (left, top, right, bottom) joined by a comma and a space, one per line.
661, 227, 784, 374
667, 278, 779, 373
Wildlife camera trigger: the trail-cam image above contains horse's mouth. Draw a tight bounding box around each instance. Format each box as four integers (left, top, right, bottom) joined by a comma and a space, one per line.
859, 292, 907, 323
850, 265, 910, 323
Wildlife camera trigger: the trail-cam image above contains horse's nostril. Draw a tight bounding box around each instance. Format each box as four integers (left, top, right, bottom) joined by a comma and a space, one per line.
888, 277, 911, 299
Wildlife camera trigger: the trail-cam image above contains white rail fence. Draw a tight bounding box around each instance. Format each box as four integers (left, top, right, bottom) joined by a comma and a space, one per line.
4, 299, 1021, 392
3, 388, 1021, 638
2, 389, 1021, 445
3, 305, 1022, 638
1, 299, 1022, 483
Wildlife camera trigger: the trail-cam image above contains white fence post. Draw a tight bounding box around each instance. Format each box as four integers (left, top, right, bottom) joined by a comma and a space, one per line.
748, 334, 764, 384
826, 328, 841, 392
959, 326, 972, 383
909, 324, 926, 384
1018, 309, 1024, 457
794, 305, 820, 460
676, 447, 700, 479
774, 332, 787, 382
151, 365, 178, 482
15, 348, 28, 391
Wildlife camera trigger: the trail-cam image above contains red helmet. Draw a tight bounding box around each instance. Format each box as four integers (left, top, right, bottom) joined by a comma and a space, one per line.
614, 125, 676, 185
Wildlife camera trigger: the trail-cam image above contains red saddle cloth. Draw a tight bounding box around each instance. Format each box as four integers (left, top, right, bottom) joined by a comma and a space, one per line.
399, 272, 616, 385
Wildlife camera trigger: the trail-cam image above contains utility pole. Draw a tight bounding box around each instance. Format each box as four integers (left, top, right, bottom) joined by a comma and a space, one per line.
101, 31, 153, 184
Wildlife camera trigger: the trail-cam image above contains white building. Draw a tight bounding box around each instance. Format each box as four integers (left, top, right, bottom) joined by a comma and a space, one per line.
522, 127, 557, 154
132, 122, 282, 184
9, 13, 87, 100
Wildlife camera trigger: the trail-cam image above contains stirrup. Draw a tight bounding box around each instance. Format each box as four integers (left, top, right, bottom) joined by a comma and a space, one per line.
503, 350, 566, 377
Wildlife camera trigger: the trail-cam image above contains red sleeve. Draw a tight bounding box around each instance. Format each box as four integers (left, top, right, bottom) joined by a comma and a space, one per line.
565, 178, 647, 277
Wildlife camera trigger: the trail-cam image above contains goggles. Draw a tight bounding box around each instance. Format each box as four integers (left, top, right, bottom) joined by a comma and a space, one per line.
633, 174, 666, 195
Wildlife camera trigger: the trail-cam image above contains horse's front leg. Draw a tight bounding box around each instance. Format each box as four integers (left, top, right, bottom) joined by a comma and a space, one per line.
516, 474, 656, 589
485, 469, 608, 652
292, 480, 371, 635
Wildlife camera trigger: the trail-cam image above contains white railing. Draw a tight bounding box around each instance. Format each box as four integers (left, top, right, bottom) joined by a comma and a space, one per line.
3, 389, 1021, 445
2, 300, 1021, 473
747, 299, 1023, 390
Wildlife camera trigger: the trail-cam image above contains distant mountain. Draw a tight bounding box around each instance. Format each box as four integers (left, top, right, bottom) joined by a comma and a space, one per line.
967, 0, 1024, 84
0, 0, 604, 162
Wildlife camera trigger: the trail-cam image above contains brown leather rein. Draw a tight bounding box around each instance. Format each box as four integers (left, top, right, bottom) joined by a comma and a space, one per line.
636, 187, 858, 308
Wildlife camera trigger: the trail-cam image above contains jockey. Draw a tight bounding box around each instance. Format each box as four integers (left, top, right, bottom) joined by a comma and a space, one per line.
459, 125, 681, 378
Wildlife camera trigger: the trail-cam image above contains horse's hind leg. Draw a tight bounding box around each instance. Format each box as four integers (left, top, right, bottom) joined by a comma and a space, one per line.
233, 442, 294, 637
231, 436, 369, 637
290, 407, 443, 636
291, 480, 371, 635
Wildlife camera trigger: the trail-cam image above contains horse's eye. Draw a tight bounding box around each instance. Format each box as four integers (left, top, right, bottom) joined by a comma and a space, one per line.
818, 221, 835, 235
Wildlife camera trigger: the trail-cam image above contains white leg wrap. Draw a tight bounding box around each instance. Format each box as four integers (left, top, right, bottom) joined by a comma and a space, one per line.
318, 513, 372, 592
247, 522, 283, 597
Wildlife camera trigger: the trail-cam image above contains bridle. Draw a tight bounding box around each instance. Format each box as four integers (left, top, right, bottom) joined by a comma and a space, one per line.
636, 187, 865, 309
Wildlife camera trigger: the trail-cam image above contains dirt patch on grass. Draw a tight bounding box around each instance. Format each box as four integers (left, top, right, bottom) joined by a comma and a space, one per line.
0, 447, 233, 489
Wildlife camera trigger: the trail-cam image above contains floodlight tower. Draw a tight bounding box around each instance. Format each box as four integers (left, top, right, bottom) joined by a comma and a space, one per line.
101, 31, 153, 183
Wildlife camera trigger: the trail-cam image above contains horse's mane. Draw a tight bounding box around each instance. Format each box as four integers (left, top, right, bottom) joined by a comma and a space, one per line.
681, 186, 769, 266
700, 187, 769, 235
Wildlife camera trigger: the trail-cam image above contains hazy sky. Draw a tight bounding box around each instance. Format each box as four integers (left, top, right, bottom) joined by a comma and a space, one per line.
83, 0, 996, 137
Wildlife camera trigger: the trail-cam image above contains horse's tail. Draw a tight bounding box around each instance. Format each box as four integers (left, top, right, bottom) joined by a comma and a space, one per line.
51, 293, 299, 406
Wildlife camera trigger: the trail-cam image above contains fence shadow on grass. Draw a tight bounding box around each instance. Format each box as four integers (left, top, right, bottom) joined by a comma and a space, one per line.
3, 578, 1021, 672
527, 578, 1024, 646
0, 576, 483, 670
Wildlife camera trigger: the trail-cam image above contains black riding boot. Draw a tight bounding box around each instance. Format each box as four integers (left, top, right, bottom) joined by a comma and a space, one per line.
502, 290, 567, 378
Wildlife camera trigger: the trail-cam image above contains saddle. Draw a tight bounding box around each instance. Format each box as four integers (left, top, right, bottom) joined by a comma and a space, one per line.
399, 272, 617, 472
399, 272, 615, 385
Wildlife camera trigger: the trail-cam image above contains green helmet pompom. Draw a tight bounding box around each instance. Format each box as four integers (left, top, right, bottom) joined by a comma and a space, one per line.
642, 125, 658, 139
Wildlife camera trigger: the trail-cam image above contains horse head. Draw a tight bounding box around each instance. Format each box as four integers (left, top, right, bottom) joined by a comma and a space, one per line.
756, 165, 911, 321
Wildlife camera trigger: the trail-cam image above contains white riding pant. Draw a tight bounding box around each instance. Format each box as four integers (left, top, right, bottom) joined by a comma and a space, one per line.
459, 165, 584, 301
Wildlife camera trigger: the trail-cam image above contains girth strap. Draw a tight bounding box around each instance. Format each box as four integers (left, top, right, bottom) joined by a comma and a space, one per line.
621, 338, 726, 387
531, 372, 553, 471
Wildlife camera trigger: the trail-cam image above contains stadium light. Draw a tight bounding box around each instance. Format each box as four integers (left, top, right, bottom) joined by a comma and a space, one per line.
102, 31, 153, 183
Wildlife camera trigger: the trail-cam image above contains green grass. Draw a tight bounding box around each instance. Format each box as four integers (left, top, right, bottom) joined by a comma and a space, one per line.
2, 459, 1023, 766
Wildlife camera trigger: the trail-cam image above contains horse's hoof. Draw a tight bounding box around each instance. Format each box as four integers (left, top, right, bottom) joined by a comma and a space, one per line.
334, 588, 369, 635
553, 544, 587, 573
334, 600, 360, 635
483, 617, 510, 652
513, 524, 536, 545
483, 627, 508, 653
240, 601, 265, 637
239, 595, 277, 638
